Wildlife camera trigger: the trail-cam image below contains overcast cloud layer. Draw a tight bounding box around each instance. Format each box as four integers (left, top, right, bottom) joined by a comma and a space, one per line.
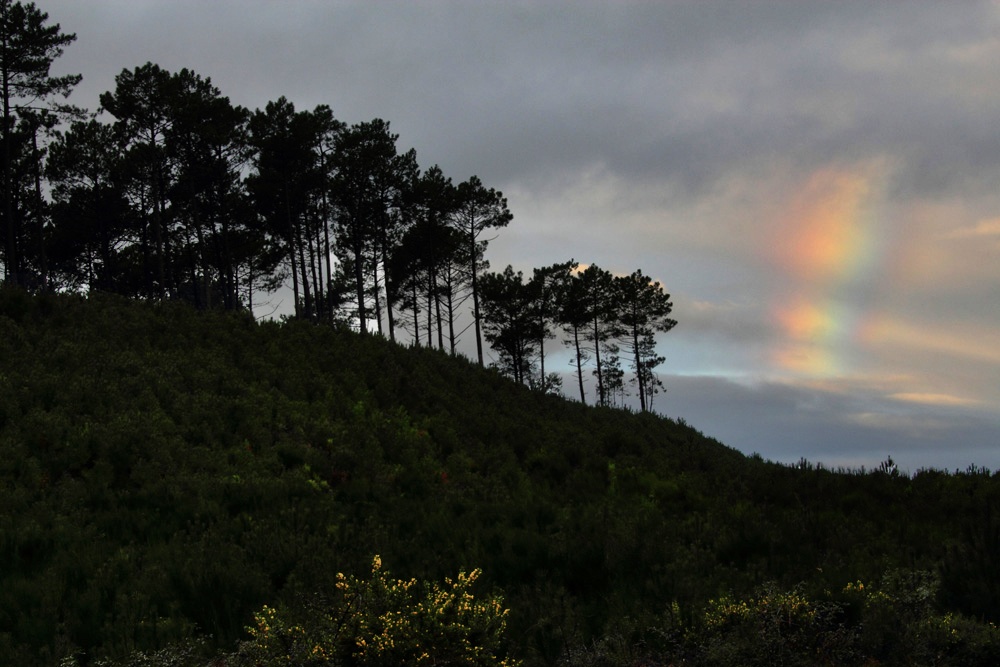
45, 1, 1000, 471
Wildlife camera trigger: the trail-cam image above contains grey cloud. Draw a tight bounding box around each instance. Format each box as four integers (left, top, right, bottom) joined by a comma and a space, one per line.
51, 1, 1000, 196
662, 375, 1000, 472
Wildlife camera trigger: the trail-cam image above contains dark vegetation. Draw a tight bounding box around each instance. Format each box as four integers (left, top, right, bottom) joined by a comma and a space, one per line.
2, 290, 1000, 666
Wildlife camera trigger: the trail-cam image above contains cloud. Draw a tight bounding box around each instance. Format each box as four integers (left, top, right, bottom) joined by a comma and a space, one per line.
945, 218, 1000, 242
663, 374, 1000, 471
861, 316, 1000, 367
890, 393, 982, 407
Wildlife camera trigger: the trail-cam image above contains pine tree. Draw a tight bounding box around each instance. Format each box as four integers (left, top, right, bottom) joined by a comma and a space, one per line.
0, 0, 79, 286
453, 175, 512, 366
479, 265, 541, 385
614, 270, 676, 412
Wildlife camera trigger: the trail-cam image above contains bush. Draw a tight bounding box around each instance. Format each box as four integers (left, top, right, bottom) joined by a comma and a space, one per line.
230, 555, 518, 666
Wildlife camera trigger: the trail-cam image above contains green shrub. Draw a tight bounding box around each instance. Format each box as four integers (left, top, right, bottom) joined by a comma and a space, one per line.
230, 555, 518, 666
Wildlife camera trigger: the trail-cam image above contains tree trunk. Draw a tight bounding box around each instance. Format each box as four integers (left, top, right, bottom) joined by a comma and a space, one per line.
1, 53, 16, 286
470, 236, 484, 365
371, 250, 383, 336
309, 215, 322, 318
592, 315, 605, 406
296, 221, 312, 318
381, 241, 396, 343
425, 267, 434, 348
285, 192, 300, 317
410, 280, 420, 345
573, 326, 586, 404
351, 219, 366, 333
633, 323, 646, 412
445, 270, 456, 355
435, 276, 444, 351
31, 127, 47, 290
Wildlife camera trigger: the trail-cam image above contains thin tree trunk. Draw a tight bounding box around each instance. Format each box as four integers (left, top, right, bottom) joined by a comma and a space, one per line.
309, 215, 323, 318
538, 308, 547, 390
435, 277, 444, 351
153, 133, 167, 297
194, 212, 211, 308
31, 127, 47, 290
2, 52, 17, 286
371, 251, 383, 336
445, 270, 456, 355
283, 188, 300, 316
633, 323, 646, 412
323, 208, 333, 322
425, 268, 434, 348
381, 241, 396, 343
470, 234, 483, 365
351, 218, 366, 333
296, 221, 312, 319
593, 315, 605, 406
410, 280, 420, 346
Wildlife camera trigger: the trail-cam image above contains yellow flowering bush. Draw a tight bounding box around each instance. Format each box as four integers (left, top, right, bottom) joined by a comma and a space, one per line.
704, 586, 816, 632
696, 583, 853, 667
232, 555, 518, 667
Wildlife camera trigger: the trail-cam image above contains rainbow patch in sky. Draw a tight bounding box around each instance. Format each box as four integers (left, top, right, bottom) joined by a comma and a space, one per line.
768, 162, 891, 377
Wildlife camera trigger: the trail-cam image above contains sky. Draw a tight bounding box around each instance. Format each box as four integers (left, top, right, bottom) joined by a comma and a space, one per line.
42, 0, 1000, 472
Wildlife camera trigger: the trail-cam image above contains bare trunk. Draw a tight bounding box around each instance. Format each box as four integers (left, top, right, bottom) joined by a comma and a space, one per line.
1, 49, 16, 286
593, 315, 605, 406
351, 218, 366, 333
469, 234, 483, 365
633, 323, 646, 412
296, 222, 312, 318
382, 243, 396, 343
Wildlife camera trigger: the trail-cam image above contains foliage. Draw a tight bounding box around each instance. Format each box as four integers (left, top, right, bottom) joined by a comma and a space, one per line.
479, 265, 541, 384
679, 574, 1000, 667
230, 555, 517, 667
568, 575, 1000, 667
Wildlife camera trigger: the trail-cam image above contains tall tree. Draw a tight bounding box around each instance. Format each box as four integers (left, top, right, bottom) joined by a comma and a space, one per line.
558, 267, 593, 404
0, 0, 79, 286
247, 97, 324, 318
100, 63, 177, 298
453, 175, 512, 366
529, 260, 576, 393
613, 270, 677, 412
577, 264, 619, 407
392, 164, 470, 352
479, 265, 541, 385
17, 108, 65, 290
332, 119, 416, 339
46, 118, 130, 292
307, 105, 345, 323
166, 68, 251, 309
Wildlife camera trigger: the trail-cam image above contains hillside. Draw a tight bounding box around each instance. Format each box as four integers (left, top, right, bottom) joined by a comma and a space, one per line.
1, 289, 999, 666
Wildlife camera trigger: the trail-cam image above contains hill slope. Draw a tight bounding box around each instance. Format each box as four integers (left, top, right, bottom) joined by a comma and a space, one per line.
1, 290, 998, 665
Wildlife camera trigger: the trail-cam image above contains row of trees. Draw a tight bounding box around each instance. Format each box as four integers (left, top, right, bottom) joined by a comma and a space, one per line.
0, 1, 515, 359
0, 0, 677, 408
479, 262, 676, 412
45, 72, 513, 357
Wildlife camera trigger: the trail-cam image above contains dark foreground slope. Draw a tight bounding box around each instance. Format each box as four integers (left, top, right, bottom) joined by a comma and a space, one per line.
1, 290, 998, 665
